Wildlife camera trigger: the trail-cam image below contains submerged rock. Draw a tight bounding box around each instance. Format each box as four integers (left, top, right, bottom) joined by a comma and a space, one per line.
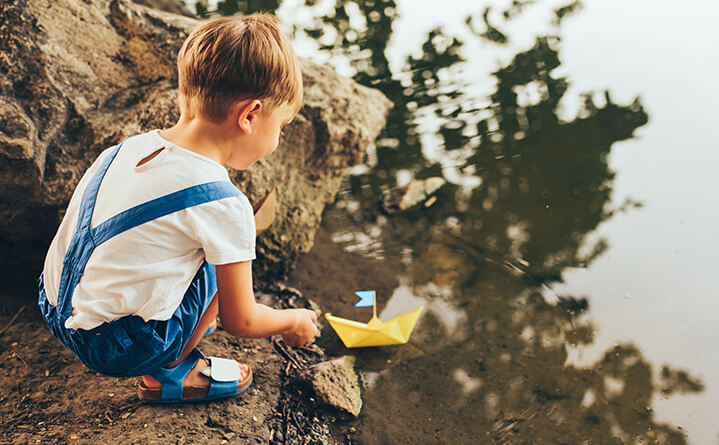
380, 177, 446, 214
0, 0, 392, 294
298, 356, 362, 417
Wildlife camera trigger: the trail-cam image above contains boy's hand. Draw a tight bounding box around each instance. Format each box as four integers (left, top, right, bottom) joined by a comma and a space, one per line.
282, 309, 319, 347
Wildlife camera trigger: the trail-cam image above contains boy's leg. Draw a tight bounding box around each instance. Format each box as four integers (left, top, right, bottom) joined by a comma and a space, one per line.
167, 293, 219, 367
141, 294, 249, 390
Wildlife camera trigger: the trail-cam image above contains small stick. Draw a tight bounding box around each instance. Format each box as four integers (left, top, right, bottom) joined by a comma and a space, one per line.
273, 339, 303, 369
282, 404, 289, 445
0, 305, 26, 337
117, 401, 144, 412
10, 351, 28, 369
290, 411, 305, 436
297, 345, 321, 355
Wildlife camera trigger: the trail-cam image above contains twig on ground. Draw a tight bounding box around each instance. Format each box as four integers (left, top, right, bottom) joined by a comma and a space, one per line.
290, 411, 305, 436
0, 305, 26, 337
272, 339, 304, 370
282, 404, 289, 445
117, 401, 144, 412
297, 345, 321, 355
10, 351, 29, 369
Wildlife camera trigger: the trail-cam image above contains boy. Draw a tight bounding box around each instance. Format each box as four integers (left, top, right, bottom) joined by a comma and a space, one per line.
37, 14, 318, 403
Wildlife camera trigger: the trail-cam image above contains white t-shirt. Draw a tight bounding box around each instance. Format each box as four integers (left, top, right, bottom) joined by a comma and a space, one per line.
42, 130, 256, 330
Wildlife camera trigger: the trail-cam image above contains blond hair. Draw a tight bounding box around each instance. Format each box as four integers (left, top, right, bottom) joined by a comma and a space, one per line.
177, 14, 302, 121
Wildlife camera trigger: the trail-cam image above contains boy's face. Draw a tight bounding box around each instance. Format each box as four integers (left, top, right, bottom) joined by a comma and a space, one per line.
256, 102, 297, 160
229, 102, 297, 169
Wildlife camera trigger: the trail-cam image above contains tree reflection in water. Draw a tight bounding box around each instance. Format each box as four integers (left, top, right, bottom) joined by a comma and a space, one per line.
195, 0, 703, 442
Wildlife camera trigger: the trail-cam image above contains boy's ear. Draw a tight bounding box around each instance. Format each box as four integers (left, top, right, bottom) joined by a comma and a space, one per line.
236, 99, 263, 134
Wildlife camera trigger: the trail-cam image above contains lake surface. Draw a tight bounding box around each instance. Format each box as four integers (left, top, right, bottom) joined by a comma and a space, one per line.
199, 0, 718, 442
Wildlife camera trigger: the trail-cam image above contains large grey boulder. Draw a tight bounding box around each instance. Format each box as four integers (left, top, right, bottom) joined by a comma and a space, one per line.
0, 0, 392, 294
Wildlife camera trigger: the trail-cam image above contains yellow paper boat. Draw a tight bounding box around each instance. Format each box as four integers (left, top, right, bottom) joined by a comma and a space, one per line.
325, 306, 424, 348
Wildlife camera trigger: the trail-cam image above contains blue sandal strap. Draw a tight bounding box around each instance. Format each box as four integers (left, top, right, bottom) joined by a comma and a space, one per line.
208, 379, 240, 398
149, 348, 204, 400
199, 356, 242, 398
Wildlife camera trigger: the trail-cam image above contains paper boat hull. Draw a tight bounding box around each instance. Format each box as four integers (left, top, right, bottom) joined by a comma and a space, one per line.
325, 306, 424, 348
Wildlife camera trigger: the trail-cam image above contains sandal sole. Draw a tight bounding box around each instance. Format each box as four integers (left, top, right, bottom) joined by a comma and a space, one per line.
137, 369, 253, 403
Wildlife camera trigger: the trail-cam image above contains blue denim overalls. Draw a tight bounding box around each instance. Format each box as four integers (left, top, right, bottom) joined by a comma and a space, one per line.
38, 138, 243, 377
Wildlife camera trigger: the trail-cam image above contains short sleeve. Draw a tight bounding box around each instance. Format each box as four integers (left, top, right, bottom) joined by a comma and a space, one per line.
183, 193, 256, 265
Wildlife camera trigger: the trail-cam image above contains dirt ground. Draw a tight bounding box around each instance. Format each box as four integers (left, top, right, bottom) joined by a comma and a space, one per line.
0, 229, 385, 445
0, 295, 328, 445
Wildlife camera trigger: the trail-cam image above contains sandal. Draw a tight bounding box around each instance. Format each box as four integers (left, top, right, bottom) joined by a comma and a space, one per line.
137, 348, 252, 403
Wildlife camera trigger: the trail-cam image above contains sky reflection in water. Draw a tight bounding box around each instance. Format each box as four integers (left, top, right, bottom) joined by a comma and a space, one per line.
197, 0, 717, 443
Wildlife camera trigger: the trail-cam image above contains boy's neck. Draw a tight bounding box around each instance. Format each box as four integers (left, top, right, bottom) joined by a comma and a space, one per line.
159, 114, 235, 165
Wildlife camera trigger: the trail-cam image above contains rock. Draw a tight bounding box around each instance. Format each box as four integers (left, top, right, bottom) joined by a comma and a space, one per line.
379, 177, 446, 214
248, 58, 392, 282
298, 356, 362, 417
131, 0, 194, 16
273, 431, 284, 443
0, 0, 393, 296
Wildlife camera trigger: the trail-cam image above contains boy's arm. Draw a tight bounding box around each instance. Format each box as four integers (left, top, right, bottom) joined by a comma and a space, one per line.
216, 261, 317, 345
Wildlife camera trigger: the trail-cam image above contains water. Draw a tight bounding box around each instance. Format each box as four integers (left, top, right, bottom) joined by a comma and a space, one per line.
193, 0, 718, 442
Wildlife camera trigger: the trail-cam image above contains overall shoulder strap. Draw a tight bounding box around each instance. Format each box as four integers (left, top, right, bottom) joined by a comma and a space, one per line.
76, 142, 124, 232
54, 139, 126, 320
90, 180, 243, 246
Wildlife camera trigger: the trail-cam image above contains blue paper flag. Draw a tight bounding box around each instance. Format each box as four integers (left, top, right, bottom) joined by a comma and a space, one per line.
354, 290, 375, 308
